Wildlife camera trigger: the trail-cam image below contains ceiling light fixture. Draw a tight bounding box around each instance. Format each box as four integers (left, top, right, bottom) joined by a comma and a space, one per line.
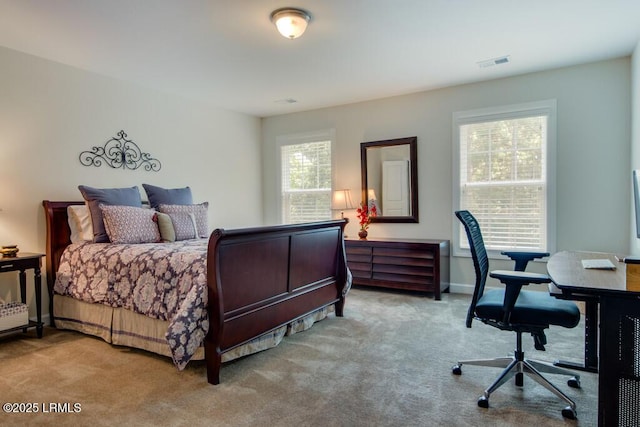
270, 8, 311, 40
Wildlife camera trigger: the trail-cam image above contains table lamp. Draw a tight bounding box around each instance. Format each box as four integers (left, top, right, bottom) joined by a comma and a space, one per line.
332, 189, 355, 237
367, 189, 378, 211
332, 189, 355, 219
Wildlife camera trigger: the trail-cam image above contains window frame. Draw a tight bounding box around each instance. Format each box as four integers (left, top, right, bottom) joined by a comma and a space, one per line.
277, 129, 336, 224
452, 100, 557, 259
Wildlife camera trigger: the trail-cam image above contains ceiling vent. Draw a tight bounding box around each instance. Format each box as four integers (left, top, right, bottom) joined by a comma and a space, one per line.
477, 55, 511, 68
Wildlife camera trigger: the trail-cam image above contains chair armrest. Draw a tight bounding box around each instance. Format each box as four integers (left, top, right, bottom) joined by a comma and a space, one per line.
489, 270, 551, 324
501, 251, 550, 271
490, 270, 551, 285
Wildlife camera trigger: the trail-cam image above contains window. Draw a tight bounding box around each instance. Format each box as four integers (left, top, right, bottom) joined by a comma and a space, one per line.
453, 100, 556, 257
279, 130, 334, 224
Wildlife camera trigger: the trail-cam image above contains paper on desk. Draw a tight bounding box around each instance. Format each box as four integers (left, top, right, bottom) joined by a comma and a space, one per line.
581, 259, 616, 270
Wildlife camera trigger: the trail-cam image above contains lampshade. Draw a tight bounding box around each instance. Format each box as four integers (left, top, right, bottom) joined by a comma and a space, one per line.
332, 189, 355, 211
367, 189, 377, 201
270, 8, 311, 39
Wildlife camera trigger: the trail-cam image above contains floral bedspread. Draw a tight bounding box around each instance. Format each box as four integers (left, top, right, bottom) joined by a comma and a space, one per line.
54, 240, 209, 369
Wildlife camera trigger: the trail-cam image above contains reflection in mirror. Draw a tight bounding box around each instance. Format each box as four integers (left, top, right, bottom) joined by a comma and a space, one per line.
360, 136, 418, 223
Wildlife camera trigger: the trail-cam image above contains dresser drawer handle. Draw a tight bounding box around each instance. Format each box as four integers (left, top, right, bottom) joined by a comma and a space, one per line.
1, 264, 14, 269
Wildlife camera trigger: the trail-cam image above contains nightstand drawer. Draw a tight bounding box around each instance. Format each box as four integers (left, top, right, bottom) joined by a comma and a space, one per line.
0, 257, 38, 271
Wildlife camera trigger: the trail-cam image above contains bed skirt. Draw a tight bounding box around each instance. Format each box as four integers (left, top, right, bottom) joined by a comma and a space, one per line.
53, 295, 331, 365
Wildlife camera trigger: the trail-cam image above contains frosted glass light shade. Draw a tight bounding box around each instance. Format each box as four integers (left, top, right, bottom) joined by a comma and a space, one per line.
270, 8, 310, 39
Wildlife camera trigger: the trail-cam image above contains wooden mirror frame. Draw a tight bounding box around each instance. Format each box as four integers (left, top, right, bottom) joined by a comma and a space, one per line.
360, 136, 418, 223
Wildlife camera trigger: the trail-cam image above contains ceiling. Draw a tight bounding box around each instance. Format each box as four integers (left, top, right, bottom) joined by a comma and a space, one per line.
1, 0, 639, 118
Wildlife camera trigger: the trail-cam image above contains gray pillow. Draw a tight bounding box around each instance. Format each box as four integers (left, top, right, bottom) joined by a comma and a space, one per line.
78, 185, 142, 243
142, 184, 193, 210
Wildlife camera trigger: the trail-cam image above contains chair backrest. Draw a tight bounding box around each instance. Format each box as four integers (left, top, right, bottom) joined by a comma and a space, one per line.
455, 210, 489, 328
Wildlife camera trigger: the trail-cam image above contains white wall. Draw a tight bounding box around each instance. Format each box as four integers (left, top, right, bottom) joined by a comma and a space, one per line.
262, 58, 631, 289
0, 46, 263, 319
631, 41, 640, 255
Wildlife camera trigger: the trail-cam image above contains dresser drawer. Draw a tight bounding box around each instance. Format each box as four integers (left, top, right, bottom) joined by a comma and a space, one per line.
346, 245, 372, 256
373, 246, 434, 259
347, 260, 372, 274
372, 263, 433, 278
347, 253, 371, 263
373, 254, 435, 268
372, 272, 435, 288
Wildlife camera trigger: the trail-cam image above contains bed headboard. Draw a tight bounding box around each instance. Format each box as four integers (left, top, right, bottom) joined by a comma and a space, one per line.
42, 200, 84, 302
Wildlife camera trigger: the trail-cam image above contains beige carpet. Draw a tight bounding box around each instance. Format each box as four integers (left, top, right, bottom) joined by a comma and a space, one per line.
0, 288, 597, 426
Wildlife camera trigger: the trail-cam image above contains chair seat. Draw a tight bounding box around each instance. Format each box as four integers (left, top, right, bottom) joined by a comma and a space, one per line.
476, 289, 580, 329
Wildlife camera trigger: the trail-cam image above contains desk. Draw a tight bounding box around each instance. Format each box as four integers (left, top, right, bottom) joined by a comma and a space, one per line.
548, 251, 640, 427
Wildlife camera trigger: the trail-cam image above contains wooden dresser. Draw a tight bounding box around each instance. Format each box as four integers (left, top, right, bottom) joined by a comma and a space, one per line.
344, 238, 450, 299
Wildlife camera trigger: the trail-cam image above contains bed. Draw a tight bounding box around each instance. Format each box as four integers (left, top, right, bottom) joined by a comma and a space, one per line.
42, 200, 349, 384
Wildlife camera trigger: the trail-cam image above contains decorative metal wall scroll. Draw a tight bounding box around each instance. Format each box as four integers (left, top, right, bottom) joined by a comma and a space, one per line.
79, 130, 162, 171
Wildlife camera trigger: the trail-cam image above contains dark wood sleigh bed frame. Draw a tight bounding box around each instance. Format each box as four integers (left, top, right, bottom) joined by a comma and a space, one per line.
42, 200, 349, 385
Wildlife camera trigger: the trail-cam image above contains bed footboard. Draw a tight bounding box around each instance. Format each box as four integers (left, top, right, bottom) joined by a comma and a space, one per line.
205, 219, 348, 385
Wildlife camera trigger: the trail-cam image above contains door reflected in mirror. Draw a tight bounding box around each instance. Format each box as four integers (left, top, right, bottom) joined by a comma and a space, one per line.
361, 136, 418, 223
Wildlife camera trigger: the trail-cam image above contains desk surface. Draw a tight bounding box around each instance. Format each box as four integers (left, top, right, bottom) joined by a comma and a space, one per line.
547, 250, 637, 296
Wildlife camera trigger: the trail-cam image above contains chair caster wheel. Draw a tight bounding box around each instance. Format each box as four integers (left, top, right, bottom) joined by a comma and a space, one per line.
567, 377, 581, 389
561, 406, 577, 420
477, 396, 489, 408
452, 365, 462, 375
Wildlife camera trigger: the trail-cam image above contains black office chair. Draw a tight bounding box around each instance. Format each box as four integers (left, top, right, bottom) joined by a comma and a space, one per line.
453, 210, 581, 419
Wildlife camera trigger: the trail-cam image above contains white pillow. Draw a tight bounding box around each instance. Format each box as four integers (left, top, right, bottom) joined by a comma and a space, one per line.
68, 205, 93, 243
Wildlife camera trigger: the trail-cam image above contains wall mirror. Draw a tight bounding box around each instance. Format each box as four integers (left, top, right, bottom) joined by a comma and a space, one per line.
360, 136, 418, 223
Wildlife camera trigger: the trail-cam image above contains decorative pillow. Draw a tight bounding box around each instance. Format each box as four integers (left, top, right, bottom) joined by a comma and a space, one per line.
158, 203, 209, 240
67, 205, 93, 243
154, 212, 176, 242
142, 184, 193, 210
78, 185, 142, 243
100, 205, 161, 244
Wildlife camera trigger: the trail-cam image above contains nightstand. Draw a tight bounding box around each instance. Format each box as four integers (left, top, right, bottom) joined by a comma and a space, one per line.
0, 252, 44, 338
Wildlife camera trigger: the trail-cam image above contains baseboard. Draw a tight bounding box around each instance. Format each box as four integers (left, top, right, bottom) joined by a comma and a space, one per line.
448, 282, 474, 294
30, 314, 50, 326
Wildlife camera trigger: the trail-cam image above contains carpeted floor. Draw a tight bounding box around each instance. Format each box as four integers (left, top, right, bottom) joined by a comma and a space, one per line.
0, 288, 597, 426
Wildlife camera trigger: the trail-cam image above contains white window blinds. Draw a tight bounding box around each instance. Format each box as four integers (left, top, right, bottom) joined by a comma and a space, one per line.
454, 100, 556, 255
281, 140, 332, 223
